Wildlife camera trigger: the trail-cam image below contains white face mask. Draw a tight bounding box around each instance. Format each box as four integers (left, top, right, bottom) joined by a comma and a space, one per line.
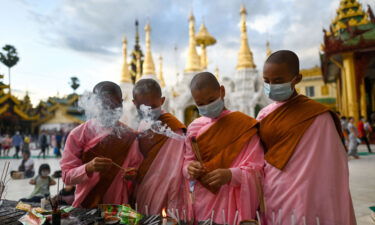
41, 171, 49, 177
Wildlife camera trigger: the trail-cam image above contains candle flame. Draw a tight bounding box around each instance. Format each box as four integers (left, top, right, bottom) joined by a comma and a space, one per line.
162, 208, 167, 217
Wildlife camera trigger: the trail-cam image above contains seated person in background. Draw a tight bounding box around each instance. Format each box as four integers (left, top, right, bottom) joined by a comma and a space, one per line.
20, 163, 56, 202
11, 150, 35, 179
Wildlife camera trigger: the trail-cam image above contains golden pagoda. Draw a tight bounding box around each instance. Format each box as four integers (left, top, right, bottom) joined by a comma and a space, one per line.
130, 20, 144, 83
236, 5, 256, 69
158, 55, 166, 87
184, 12, 201, 73
321, 0, 375, 120
142, 23, 156, 76
195, 23, 217, 70
266, 41, 272, 58
121, 37, 132, 83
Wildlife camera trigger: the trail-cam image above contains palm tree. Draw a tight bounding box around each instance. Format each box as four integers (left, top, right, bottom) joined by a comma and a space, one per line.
69, 77, 80, 93
0, 45, 20, 93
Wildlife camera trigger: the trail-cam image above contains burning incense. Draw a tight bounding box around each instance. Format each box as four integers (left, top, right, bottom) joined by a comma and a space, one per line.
256, 211, 261, 225
233, 210, 238, 225
88, 149, 130, 173
210, 210, 214, 225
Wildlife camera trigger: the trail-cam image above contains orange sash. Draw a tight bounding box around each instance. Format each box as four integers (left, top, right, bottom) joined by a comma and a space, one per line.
259, 95, 343, 170
193, 111, 258, 193
136, 113, 186, 184
81, 129, 136, 208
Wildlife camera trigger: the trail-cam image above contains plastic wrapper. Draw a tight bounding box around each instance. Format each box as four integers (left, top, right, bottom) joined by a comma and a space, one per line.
99, 204, 143, 224
18, 211, 46, 225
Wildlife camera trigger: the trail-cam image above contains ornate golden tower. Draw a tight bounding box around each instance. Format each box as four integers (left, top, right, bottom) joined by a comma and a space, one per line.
266, 41, 272, 58
130, 20, 144, 83
158, 55, 166, 87
121, 37, 132, 83
184, 13, 201, 73
195, 23, 217, 70
142, 23, 156, 76
236, 5, 256, 69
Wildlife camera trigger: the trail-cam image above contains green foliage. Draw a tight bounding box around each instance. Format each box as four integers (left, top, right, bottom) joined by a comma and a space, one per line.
0, 45, 20, 69
69, 76, 80, 92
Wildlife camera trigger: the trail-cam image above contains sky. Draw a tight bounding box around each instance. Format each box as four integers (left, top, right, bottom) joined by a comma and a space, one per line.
0, 0, 374, 105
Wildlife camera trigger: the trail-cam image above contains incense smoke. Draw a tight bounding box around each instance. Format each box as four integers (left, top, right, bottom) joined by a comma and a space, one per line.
137, 105, 185, 140
78, 91, 130, 136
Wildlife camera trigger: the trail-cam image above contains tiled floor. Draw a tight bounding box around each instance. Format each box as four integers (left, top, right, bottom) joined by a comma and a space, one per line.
0, 145, 374, 225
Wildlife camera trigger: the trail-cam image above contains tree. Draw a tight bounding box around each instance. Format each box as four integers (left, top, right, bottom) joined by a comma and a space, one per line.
0, 45, 20, 93
69, 77, 80, 93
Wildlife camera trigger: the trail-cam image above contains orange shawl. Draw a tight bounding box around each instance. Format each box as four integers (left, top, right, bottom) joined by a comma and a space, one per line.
136, 113, 186, 184
81, 130, 136, 208
259, 95, 343, 170
193, 111, 258, 193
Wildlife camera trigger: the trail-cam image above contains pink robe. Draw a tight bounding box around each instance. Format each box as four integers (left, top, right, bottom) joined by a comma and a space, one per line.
135, 121, 187, 215
183, 110, 264, 224
60, 120, 143, 207
257, 101, 356, 225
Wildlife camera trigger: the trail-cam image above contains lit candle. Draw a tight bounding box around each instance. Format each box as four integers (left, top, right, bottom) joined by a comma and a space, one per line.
256, 211, 261, 225
162, 208, 167, 225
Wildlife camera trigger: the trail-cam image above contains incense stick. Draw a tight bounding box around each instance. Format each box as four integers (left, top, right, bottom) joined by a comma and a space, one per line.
183, 209, 186, 223
210, 210, 214, 225
256, 211, 262, 225
145, 205, 149, 216
191, 137, 204, 164
316, 217, 320, 225
272, 211, 275, 225
176, 209, 180, 223
88, 149, 128, 172
303, 216, 307, 225
135, 203, 138, 212
233, 210, 238, 225
277, 209, 282, 225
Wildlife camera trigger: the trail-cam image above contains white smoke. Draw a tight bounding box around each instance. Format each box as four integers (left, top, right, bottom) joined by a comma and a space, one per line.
78, 91, 130, 136
137, 104, 185, 140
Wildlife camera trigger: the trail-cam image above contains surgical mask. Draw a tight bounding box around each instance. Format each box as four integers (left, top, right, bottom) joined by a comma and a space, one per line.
137, 106, 162, 120
41, 171, 49, 177
264, 82, 294, 102
197, 98, 224, 118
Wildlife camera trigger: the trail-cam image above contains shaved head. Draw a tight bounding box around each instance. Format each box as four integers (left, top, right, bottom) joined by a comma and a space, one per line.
190, 72, 220, 92
93, 81, 122, 108
133, 79, 162, 98
265, 50, 300, 76
93, 81, 122, 97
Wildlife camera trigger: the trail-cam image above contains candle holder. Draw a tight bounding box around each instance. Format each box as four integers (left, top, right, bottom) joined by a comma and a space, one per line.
51, 209, 61, 225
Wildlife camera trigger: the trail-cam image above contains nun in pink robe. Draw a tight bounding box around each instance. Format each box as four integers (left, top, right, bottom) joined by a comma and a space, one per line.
183, 109, 264, 224
135, 117, 188, 215
257, 101, 356, 225
60, 120, 143, 207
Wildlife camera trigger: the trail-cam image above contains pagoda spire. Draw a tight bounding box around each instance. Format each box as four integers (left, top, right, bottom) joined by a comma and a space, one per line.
184, 12, 201, 73
158, 55, 166, 87
266, 41, 272, 58
236, 5, 256, 70
142, 23, 156, 76
130, 20, 144, 83
121, 37, 132, 83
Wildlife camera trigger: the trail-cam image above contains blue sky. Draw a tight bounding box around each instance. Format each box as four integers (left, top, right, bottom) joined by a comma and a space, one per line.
0, 0, 374, 105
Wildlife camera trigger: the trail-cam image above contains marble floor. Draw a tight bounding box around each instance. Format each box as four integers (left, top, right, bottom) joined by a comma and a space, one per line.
0, 145, 374, 225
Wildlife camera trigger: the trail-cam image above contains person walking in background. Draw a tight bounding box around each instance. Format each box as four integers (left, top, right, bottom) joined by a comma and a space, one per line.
348, 117, 360, 159
340, 116, 349, 146
364, 118, 373, 146
358, 116, 372, 153
55, 130, 63, 157
2, 134, 12, 156
38, 131, 48, 159
12, 131, 23, 158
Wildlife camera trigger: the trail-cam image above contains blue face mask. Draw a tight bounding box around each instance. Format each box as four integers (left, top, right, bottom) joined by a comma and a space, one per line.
264, 82, 294, 102
197, 98, 224, 118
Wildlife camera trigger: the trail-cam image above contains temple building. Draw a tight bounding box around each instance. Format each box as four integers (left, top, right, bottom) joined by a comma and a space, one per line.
321, 0, 375, 120
296, 66, 337, 110
0, 74, 84, 134
120, 5, 269, 125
